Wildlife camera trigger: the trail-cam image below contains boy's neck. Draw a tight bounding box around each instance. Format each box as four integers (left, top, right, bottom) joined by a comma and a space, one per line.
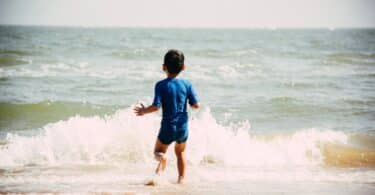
167, 73, 179, 78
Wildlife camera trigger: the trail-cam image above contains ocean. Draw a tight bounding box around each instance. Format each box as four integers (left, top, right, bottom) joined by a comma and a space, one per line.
0, 26, 374, 194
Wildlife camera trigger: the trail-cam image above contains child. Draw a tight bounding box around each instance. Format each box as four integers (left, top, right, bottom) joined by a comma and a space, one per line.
134, 49, 199, 184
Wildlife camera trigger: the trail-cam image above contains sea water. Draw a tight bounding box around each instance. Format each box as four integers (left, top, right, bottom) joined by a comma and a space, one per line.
0, 26, 374, 194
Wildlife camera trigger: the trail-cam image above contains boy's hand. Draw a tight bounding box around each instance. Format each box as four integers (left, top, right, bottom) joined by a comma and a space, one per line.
134, 103, 145, 116
191, 103, 200, 109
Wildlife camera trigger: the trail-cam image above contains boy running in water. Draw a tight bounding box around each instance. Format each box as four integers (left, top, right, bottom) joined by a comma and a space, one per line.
134, 49, 199, 184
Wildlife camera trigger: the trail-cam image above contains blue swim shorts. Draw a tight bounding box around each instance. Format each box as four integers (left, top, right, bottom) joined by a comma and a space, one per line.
157, 121, 189, 145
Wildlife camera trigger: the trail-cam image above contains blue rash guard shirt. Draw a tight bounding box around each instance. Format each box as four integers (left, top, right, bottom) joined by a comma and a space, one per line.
152, 77, 198, 145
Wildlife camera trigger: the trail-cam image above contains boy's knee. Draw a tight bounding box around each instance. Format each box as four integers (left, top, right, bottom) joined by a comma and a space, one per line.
154, 152, 166, 161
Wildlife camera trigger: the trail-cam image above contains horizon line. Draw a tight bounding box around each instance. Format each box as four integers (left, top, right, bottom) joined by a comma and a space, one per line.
1, 23, 375, 30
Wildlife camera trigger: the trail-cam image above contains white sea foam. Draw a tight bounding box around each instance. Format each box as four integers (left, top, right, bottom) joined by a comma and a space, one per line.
217, 65, 238, 78
0, 107, 348, 168
0, 62, 129, 79
188, 108, 348, 167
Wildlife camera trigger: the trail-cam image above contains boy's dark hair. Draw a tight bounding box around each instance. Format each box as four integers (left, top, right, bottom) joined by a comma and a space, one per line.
164, 49, 184, 74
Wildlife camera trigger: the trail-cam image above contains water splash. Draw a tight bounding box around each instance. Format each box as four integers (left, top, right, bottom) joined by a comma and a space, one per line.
0, 107, 359, 168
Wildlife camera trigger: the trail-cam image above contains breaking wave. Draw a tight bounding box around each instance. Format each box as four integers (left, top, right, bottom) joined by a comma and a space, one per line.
1, 107, 373, 168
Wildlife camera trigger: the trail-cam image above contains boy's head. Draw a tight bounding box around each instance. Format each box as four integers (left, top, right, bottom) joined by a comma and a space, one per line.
163, 49, 185, 75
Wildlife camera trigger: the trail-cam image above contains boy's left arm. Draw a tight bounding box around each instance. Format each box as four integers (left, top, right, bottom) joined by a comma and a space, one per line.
134, 104, 159, 116
190, 103, 200, 109
188, 83, 199, 109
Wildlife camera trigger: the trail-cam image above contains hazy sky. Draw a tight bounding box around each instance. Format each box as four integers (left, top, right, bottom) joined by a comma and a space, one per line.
0, 0, 374, 28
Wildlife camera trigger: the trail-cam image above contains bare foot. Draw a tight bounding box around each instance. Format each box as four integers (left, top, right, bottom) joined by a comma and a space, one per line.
177, 176, 184, 184
145, 180, 157, 186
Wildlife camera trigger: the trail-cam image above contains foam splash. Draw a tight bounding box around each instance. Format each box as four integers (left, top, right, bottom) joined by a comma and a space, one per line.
0, 107, 350, 167
0, 107, 160, 166
188, 108, 348, 167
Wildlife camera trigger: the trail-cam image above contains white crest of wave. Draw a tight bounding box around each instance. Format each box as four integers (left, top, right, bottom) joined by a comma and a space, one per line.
0, 107, 348, 167
0, 107, 160, 166
217, 65, 238, 78
188, 109, 348, 167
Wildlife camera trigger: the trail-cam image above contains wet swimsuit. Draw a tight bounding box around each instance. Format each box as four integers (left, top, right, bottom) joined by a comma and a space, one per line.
152, 77, 198, 145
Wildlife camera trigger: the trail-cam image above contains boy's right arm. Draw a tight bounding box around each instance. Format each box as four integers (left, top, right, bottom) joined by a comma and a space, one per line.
134, 81, 161, 116
134, 104, 159, 116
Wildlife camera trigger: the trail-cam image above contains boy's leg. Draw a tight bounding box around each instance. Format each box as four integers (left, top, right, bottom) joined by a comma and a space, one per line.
154, 139, 168, 175
174, 142, 186, 184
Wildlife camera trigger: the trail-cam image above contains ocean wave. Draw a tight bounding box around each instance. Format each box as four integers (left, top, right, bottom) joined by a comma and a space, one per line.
326, 52, 375, 65
217, 65, 238, 78
0, 62, 122, 79
193, 49, 257, 58
0, 101, 118, 131
0, 107, 373, 168
269, 96, 298, 103
0, 49, 32, 66
0, 55, 31, 66
340, 99, 375, 108
110, 48, 163, 59
266, 97, 337, 115
0, 49, 31, 56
